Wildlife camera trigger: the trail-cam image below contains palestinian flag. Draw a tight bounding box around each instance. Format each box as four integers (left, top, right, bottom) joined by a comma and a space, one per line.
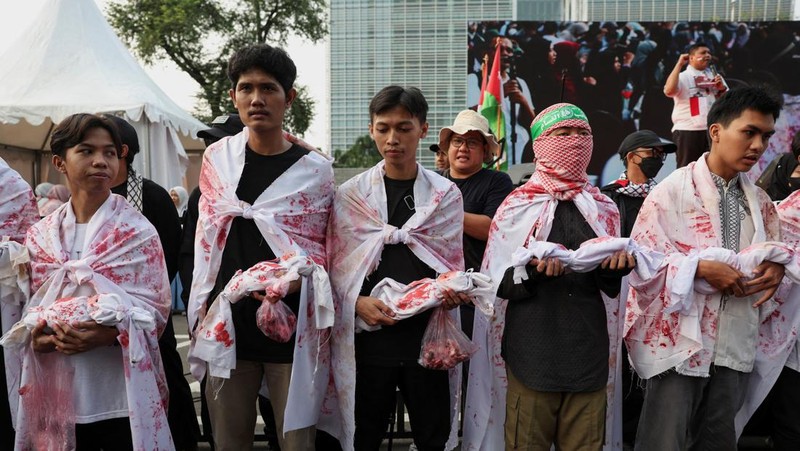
478, 43, 505, 165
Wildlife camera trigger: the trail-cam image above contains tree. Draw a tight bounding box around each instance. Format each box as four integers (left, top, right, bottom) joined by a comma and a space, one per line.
107, 0, 327, 135
333, 135, 382, 168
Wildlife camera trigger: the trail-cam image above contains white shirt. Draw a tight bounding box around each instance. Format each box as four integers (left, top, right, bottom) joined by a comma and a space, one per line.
69, 223, 128, 423
670, 65, 728, 132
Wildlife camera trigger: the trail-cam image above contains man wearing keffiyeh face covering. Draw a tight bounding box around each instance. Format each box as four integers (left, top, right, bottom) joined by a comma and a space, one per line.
463, 103, 635, 451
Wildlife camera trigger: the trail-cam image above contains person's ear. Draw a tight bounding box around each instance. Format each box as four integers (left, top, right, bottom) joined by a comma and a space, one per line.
285, 88, 297, 108
420, 121, 429, 139
52, 154, 66, 174
229, 88, 236, 107
119, 144, 129, 159
709, 124, 721, 143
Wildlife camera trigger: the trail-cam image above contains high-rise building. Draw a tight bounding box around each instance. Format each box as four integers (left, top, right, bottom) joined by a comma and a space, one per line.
329, 0, 797, 164
329, 1, 516, 162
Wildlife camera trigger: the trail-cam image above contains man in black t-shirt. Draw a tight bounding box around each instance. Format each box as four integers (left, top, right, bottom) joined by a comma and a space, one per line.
333, 86, 470, 451
106, 115, 200, 451
438, 110, 513, 338
186, 44, 334, 451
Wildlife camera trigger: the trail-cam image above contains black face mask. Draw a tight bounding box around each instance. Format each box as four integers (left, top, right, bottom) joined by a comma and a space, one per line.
789, 177, 800, 192
638, 156, 664, 179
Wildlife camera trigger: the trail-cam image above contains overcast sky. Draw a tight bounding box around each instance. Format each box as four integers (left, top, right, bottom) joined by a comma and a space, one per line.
0, 0, 330, 148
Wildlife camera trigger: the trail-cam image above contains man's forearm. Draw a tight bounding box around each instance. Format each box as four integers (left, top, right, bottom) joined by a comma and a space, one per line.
663, 66, 682, 97
464, 212, 492, 241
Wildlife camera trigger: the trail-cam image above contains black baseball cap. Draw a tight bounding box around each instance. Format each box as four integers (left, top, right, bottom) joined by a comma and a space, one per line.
429, 144, 441, 153
618, 130, 676, 159
197, 114, 245, 141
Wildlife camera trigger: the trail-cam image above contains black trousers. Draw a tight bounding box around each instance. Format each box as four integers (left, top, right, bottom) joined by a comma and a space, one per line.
621, 346, 644, 446
159, 317, 201, 451
75, 417, 133, 451
673, 130, 710, 168
746, 366, 800, 450
354, 363, 450, 451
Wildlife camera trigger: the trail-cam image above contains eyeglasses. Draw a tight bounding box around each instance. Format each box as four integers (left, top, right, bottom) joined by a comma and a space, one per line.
632, 148, 667, 162
450, 136, 485, 151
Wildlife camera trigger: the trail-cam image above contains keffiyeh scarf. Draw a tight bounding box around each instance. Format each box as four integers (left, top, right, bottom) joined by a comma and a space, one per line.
125, 167, 144, 212
613, 172, 657, 197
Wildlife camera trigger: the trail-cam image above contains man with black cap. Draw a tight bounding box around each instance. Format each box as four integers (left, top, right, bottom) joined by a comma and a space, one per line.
106, 114, 201, 451
429, 143, 449, 171
600, 130, 675, 447
601, 130, 677, 238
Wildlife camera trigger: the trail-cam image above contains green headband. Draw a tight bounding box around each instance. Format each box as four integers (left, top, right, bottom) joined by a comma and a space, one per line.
529, 105, 589, 141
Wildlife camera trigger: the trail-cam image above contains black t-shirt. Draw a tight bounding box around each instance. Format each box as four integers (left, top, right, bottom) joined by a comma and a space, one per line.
355, 176, 437, 366
445, 168, 514, 271
112, 177, 182, 280
179, 187, 201, 306
207, 144, 309, 363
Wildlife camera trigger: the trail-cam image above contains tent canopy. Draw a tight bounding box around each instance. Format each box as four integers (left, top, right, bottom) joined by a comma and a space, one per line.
0, 0, 206, 188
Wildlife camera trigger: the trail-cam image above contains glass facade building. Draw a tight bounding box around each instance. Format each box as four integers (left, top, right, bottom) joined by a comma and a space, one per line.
328, 0, 796, 164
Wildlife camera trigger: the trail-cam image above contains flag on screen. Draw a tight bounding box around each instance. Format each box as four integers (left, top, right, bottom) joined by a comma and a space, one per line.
478, 43, 505, 152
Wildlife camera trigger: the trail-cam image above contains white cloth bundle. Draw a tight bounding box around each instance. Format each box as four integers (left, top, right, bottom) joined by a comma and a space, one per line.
191, 255, 334, 379
510, 236, 665, 284
355, 270, 494, 332
667, 241, 800, 315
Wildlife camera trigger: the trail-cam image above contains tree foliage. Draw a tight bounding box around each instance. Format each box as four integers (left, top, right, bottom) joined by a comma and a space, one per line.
333, 135, 382, 168
107, 0, 327, 134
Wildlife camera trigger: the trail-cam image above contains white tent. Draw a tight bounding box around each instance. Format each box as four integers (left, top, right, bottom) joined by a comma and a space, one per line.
0, 0, 206, 189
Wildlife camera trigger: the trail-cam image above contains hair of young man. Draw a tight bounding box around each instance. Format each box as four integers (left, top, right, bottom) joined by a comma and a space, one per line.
103, 115, 139, 167
706, 86, 783, 129
50, 114, 123, 158
791, 130, 800, 159
687, 43, 709, 55
227, 43, 297, 95
368, 85, 428, 124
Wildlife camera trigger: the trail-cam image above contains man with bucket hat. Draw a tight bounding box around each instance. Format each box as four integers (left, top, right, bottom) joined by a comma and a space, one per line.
438, 109, 513, 337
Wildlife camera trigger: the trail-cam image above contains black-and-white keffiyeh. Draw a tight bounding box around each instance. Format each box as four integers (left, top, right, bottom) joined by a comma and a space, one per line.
126, 168, 144, 212
613, 172, 657, 198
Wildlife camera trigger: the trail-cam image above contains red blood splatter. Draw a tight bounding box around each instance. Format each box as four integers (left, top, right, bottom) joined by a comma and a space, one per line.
119, 331, 130, 348
214, 321, 233, 347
